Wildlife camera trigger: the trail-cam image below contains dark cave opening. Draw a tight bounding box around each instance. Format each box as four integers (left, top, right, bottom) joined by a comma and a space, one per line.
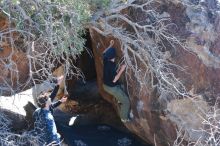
66, 29, 98, 100
77, 29, 97, 81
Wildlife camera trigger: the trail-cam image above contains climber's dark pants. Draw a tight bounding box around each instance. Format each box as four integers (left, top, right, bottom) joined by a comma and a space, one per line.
103, 84, 130, 120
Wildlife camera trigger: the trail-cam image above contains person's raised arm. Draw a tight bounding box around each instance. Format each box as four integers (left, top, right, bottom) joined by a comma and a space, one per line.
50, 96, 68, 110
103, 40, 114, 54
113, 64, 126, 83
50, 75, 64, 101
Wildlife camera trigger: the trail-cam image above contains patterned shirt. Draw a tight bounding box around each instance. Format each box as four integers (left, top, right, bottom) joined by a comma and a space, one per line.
33, 85, 62, 145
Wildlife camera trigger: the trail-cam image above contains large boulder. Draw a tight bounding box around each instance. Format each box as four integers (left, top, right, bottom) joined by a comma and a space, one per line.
0, 13, 29, 96
89, 0, 220, 145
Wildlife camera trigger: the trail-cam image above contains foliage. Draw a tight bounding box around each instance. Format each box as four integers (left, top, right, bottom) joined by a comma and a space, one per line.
1, 0, 89, 55
0, 111, 41, 146
88, 0, 110, 11
0, 0, 93, 93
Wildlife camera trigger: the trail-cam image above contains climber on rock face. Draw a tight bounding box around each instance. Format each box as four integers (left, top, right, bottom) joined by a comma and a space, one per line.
102, 40, 131, 122
33, 75, 68, 146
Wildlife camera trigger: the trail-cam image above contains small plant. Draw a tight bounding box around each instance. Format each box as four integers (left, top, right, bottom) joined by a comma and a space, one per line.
88, 0, 111, 11
0, 0, 93, 93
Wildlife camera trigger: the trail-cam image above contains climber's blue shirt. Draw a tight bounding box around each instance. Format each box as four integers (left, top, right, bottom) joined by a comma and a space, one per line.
33, 108, 60, 145
33, 85, 61, 145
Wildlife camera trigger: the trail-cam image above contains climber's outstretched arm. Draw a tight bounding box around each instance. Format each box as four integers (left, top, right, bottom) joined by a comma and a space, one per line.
113, 64, 126, 83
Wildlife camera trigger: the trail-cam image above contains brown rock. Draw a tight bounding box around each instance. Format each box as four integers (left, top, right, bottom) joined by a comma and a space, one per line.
89, 1, 220, 145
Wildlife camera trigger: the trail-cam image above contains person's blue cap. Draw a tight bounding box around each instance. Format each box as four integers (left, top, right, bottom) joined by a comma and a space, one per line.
105, 48, 116, 59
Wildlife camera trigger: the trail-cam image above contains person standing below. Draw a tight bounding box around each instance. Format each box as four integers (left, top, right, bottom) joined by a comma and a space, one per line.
33, 75, 67, 145
102, 40, 131, 122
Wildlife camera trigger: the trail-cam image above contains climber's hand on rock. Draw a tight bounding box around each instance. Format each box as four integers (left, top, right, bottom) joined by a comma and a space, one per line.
113, 74, 120, 83
60, 96, 68, 103
110, 40, 114, 46
57, 75, 64, 85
